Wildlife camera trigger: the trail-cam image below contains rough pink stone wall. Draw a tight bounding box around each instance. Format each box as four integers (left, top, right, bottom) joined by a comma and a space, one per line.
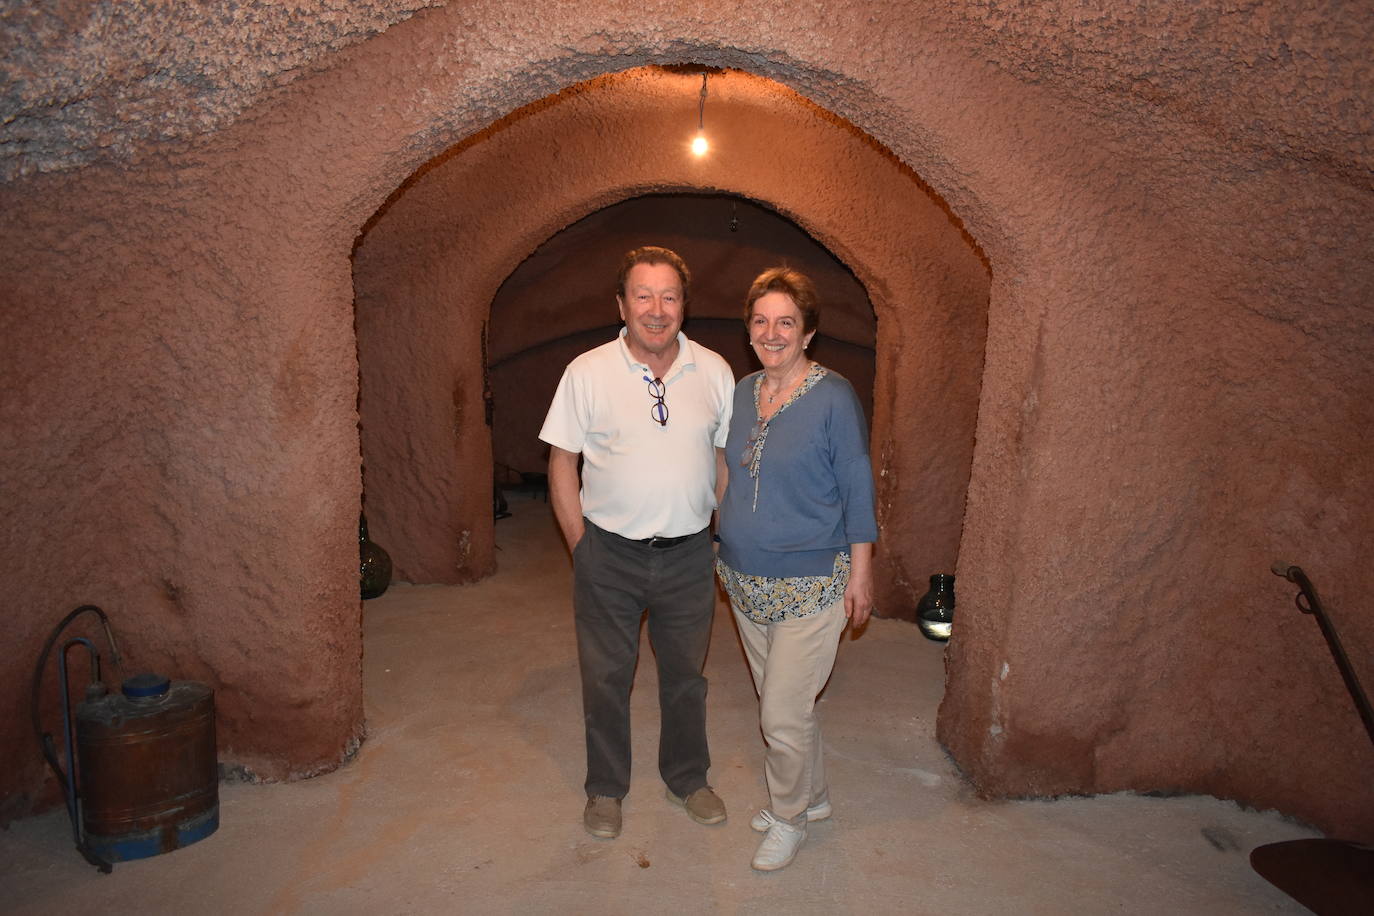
1, 1, 1370, 842
0, 158, 368, 816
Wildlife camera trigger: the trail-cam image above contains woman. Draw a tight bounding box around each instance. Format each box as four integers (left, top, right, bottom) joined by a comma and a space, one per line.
716, 267, 877, 871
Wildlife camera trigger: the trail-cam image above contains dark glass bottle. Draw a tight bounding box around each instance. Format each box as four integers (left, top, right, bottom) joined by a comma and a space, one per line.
916, 574, 955, 641
359, 514, 392, 600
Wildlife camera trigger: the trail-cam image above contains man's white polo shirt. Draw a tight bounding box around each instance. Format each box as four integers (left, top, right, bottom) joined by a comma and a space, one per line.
539, 329, 734, 540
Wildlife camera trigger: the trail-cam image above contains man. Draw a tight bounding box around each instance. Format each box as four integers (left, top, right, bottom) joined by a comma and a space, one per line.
539, 246, 734, 839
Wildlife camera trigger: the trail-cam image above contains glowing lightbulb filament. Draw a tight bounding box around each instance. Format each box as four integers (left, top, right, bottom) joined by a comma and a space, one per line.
691, 133, 709, 157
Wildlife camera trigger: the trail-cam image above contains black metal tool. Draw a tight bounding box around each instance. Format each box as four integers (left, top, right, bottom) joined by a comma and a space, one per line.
1249, 564, 1374, 915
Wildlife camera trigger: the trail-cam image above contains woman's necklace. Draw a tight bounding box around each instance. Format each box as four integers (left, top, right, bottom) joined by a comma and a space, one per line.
764, 362, 808, 404
745, 362, 827, 512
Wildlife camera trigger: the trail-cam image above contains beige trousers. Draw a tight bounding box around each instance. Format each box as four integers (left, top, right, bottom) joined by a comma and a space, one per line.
733, 598, 847, 822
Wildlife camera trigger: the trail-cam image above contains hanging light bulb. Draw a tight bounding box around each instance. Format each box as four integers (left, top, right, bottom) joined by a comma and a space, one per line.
691, 73, 709, 157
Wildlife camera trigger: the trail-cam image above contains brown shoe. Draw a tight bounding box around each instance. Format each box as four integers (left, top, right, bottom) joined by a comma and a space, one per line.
666, 786, 727, 825
584, 796, 622, 839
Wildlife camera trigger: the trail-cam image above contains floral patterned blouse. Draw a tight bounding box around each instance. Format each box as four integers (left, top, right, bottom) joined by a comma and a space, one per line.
716, 551, 851, 624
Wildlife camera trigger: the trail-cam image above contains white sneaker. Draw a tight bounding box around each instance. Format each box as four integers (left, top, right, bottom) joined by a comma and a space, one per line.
751, 820, 807, 871
750, 800, 832, 832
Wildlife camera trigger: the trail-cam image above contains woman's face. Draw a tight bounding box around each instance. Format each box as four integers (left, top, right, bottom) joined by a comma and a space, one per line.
748, 291, 815, 375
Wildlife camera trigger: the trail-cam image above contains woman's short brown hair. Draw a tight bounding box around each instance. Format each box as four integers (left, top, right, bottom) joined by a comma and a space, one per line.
744, 267, 820, 334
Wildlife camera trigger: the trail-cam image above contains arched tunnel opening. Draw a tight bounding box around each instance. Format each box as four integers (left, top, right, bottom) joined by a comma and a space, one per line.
351, 66, 991, 627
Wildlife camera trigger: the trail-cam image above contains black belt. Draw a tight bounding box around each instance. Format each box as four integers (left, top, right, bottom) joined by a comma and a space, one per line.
627, 529, 705, 549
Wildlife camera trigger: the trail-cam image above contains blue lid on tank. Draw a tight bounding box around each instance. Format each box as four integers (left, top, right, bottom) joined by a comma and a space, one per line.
122, 673, 171, 698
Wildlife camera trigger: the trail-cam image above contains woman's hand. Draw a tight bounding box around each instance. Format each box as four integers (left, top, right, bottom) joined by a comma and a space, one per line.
844, 542, 875, 628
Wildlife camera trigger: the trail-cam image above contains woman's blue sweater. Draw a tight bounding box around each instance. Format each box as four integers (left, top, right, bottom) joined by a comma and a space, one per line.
717, 369, 878, 578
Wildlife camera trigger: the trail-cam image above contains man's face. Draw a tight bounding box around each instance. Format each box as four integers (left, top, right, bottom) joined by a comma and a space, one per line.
617, 262, 686, 361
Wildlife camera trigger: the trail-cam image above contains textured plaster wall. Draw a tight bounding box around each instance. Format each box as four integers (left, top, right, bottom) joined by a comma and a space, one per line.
2, 0, 1371, 841
1, 147, 368, 813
